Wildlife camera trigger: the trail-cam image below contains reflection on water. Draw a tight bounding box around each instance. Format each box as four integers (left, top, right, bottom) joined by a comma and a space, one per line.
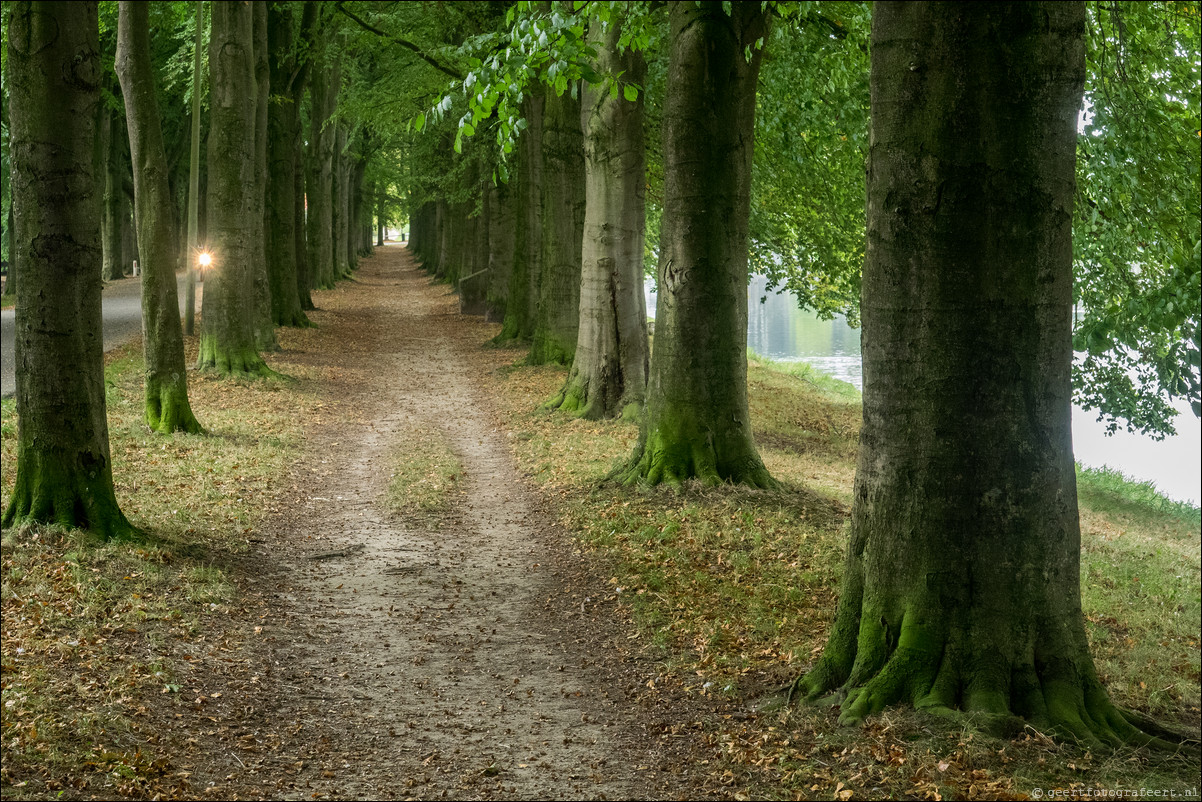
645, 276, 1200, 505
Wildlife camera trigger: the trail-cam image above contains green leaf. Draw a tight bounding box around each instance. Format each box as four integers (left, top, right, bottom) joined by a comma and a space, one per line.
414, 112, 425, 133
623, 84, 638, 102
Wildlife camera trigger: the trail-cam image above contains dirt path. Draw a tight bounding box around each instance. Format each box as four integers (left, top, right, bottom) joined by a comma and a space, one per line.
192, 246, 692, 800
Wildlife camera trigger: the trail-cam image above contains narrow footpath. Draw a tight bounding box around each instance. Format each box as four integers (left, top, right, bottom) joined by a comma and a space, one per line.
180, 245, 697, 800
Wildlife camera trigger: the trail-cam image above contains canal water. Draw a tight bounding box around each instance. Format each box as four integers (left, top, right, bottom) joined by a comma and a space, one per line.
647, 276, 1201, 505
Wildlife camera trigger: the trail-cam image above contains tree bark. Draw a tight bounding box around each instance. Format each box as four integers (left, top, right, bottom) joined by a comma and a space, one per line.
306, 55, 338, 291
250, 0, 276, 351
376, 187, 386, 246
2, 206, 14, 298
265, 0, 311, 327
183, 0, 203, 335
485, 179, 515, 323
494, 93, 543, 344
616, 1, 773, 487
116, 0, 203, 434
102, 104, 126, 281
333, 125, 350, 278
3, 0, 137, 539
529, 82, 584, 365
549, 20, 648, 420
197, 0, 271, 376
791, 1, 1163, 748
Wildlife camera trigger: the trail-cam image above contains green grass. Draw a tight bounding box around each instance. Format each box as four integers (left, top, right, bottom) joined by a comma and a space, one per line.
383, 424, 464, 527
487, 341, 1201, 801
1, 338, 312, 798
1077, 464, 1201, 528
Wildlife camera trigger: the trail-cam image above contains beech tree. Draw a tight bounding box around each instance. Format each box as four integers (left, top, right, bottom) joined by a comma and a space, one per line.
616, 1, 774, 487
792, 2, 1169, 747
196, 0, 271, 376
3, 0, 136, 539
115, 0, 203, 434
547, 17, 648, 419
266, 0, 316, 327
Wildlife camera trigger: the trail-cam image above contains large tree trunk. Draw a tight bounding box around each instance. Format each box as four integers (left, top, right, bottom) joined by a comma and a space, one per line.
332, 125, 350, 278
494, 93, 543, 344
792, 1, 1162, 749
3, 0, 136, 539
265, 1, 311, 327
549, 21, 648, 420
616, 1, 772, 487
197, 0, 270, 376
116, 0, 203, 434
250, 1, 276, 352
529, 83, 584, 365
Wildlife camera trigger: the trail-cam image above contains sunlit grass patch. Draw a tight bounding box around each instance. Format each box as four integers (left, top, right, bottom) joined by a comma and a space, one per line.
384, 423, 464, 528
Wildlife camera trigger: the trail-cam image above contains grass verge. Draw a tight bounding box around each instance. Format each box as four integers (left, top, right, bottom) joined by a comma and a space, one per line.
487, 345, 1202, 800
383, 423, 464, 528
1, 337, 311, 799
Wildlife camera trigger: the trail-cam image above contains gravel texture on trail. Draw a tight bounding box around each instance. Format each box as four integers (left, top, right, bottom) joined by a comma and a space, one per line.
169, 246, 708, 800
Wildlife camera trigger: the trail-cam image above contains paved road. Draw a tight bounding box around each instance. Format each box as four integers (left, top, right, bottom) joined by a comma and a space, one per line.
0, 274, 189, 399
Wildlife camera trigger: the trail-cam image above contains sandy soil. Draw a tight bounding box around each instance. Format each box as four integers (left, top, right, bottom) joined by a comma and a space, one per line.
169, 246, 704, 800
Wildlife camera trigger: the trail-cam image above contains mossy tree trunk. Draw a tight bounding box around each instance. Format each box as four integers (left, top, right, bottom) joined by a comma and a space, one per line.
529, 82, 584, 366
265, 0, 311, 327
792, 2, 1162, 749
3, 0, 137, 539
495, 93, 543, 344
250, 1, 276, 352
115, 0, 203, 435
616, 1, 773, 488
197, 0, 271, 377
549, 20, 648, 420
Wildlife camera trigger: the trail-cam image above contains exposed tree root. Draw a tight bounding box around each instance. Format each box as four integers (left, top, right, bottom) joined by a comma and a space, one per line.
145, 377, 204, 435
611, 427, 777, 489
196, 337, 280, 379
790, 604, 1190, 751
2, 456, 141, 541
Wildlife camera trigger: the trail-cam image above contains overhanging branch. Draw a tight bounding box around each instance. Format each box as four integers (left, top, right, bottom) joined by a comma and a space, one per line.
335, 2, 463, 81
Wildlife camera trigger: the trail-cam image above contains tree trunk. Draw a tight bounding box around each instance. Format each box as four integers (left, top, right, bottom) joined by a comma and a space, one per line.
3, 0, 137, 539
116, 0, 203, 434
792, 1, 1162, 749
529, 82, 584, 365
549, 20, 648, 420
376, 187, 385, 246
332, 125, 350, 278
616, 1, 773, 487
183, 0, 203, 336
2, 206, 14, 298
250, 1, 276, 352
102, 105, 126, 281
494, 93, 543, 344
265, 1, 310, 327
197, 0, 271, 377
306, 56, 337, 291
121, 198, 138, 274
485, 179, 515, 323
